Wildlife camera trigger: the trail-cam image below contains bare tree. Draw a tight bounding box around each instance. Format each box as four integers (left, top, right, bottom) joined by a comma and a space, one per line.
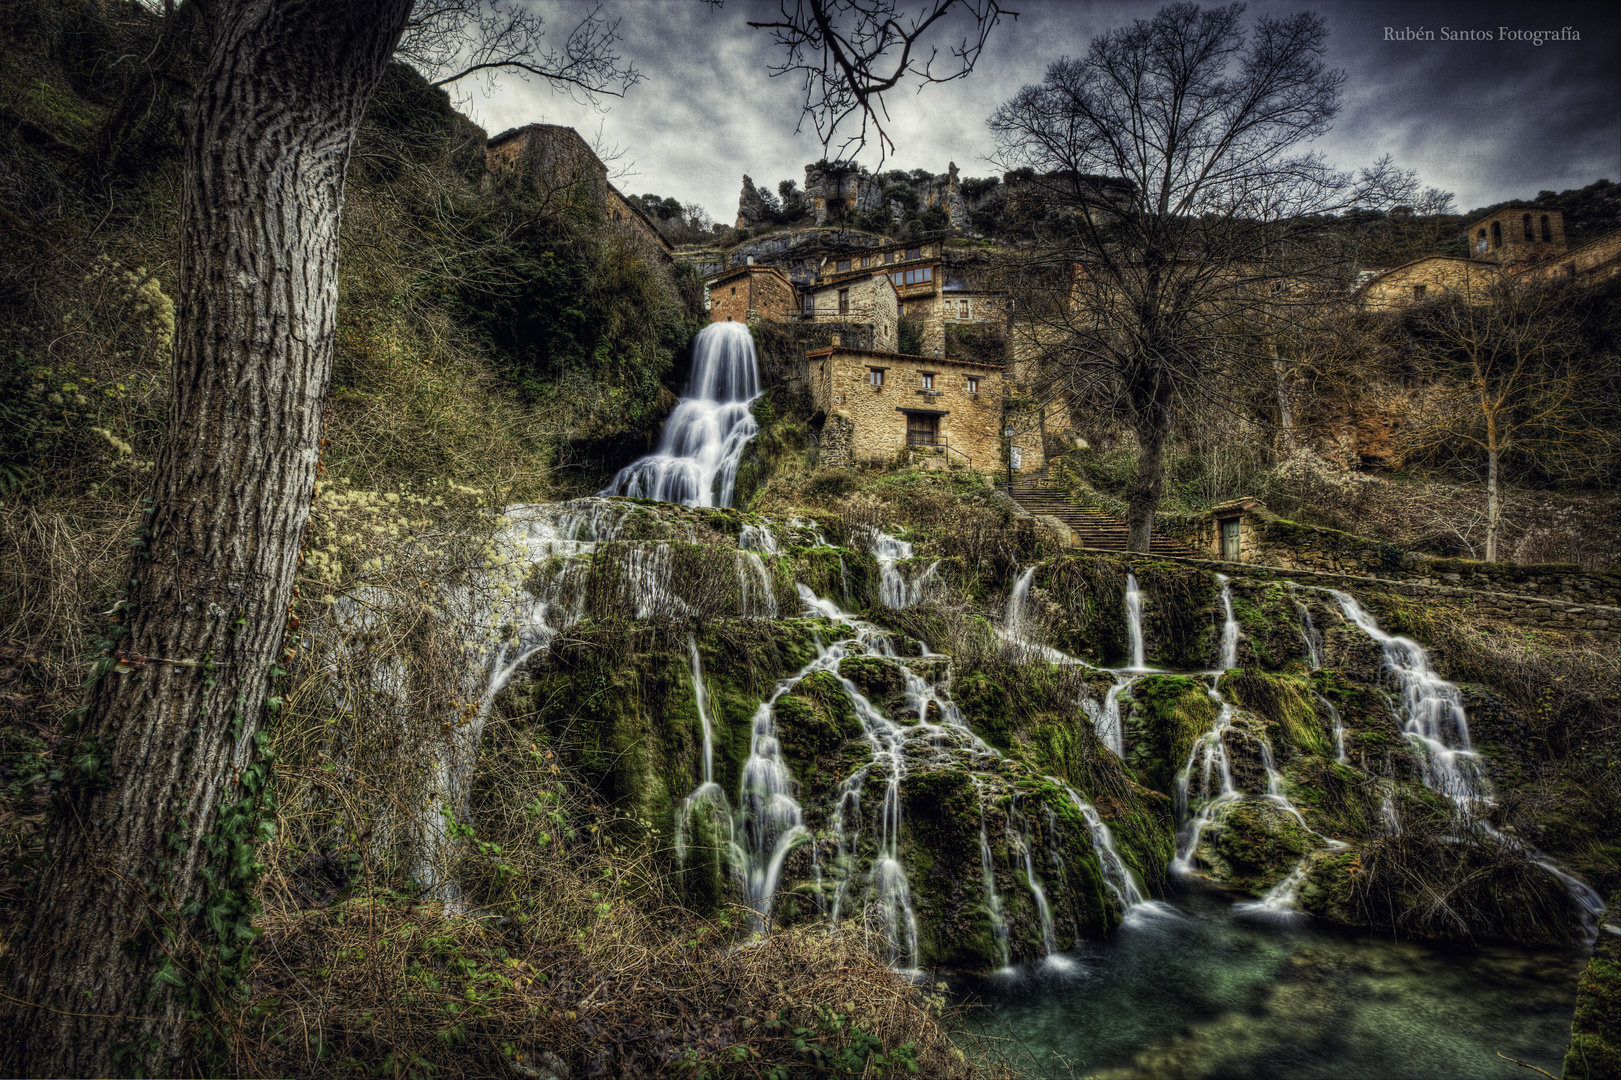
745, 0, 1015, 160
988, 2, 1411, 550
398, 0, 642, 99
1401, 281, 1610, 561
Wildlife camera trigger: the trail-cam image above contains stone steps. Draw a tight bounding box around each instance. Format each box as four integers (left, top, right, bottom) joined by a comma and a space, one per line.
1009, 474, 1199, 557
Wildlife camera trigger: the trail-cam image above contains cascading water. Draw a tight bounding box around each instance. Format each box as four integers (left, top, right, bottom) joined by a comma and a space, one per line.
1327, 588, 1605, 935
1083, 677, 1133, 758
602, 321, 761, 507
1329, 590, 1484, 805
1216, 574, 1239, 670
1008, 797, 1058, 957
1125, 573, 1147, 670
1063, 787, 1149, 910
869, 528, 941, 609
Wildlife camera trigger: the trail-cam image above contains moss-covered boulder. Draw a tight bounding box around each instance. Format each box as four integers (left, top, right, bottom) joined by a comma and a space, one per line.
1191, 799, 1316, 894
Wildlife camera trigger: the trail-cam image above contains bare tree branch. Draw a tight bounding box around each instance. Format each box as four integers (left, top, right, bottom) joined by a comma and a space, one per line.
397, 0, 643, 104
744, 0, 1015, 161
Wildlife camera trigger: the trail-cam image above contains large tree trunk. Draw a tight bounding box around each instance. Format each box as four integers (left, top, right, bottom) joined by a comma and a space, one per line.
1126, 382, 1172, 554
1485, 445, 1500, 563
3, 3, 410, 1075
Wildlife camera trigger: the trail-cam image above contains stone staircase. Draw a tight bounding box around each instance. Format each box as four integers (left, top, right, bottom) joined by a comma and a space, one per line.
1009, 471, 1199, 557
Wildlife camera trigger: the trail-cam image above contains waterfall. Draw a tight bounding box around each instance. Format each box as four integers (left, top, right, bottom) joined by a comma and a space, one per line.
1289, 585, 1322, 670
602, 321, 761, 507
674, 638, 734, 872
1329, 590, 1484, 805
1009, 797, 1058, 957
870, 528, 940, 609
1125, 573, 1147, 670
1217, 576, 1239, 670
1005, 566, 1037, 642
1172, 697, 1241, 873
974, 779, 1012, 970
1064, 786, 1148, 910
739, 523, 778, 553
1328, 588, 1604, 937
1083, 676, 1133, 758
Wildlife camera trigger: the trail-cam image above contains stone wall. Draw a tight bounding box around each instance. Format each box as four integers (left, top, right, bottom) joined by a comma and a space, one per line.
1531, 227, 1621, 285
1174, 557, 1620, 641
1150, 502, 1621, 607
809, 348, 1003, 472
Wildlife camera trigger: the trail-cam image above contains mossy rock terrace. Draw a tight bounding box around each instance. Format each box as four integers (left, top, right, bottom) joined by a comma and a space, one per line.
477, 499, 1614, 969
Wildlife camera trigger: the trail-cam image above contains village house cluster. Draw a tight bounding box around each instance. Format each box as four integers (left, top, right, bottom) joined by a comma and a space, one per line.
488, 123, 1620, 500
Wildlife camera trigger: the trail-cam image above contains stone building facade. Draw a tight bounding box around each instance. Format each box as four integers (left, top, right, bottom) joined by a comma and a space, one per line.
800, 273, 899, 351
1466, 205, 1567, 266
809, 347, 1006, 473
706, 265, 799, 324
1531, 228, 1621, 285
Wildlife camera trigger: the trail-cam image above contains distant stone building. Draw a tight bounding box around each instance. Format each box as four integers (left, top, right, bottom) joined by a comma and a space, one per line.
798, 272, 899, 351
1356, 256, 1500, 310
486, 123, 672, 258
1465, 205, 1567, 266
1531, 228, 1621, 285
705, 264, 799, 324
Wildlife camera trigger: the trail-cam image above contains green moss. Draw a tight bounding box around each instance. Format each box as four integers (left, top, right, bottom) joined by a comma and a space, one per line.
1223, 670, 1330, 758
1123, 675, 1218, 796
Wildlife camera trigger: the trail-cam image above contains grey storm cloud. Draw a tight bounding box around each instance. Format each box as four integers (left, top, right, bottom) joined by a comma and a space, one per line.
463, 0, 1619, 222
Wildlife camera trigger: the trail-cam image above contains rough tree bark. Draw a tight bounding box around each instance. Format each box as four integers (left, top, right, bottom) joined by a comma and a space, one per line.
2, 2, 412, 1075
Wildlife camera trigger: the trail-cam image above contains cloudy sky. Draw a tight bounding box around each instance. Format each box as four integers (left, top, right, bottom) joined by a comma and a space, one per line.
456, 0, 1620, 223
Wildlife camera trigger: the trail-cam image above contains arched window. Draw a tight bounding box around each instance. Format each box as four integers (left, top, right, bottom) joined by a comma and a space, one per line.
1523, 214, 1533, 240
1541, 215, 1552, 241
1491, 221, 1502, 248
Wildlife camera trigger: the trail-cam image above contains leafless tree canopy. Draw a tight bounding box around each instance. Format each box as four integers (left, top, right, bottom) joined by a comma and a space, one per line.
986, 2, 1413, 549
398, 0, 642, 101
745, 0, 1014, 160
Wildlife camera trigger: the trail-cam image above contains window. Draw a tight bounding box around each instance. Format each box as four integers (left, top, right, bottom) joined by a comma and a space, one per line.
838, 288, 849, 315
1413, 285, 1426, 300
959, 299, 970, 319
966, 376, 979, 394
906, 246, 921, 260
920, 373, 934, 389
861, 256, 870, 268
1492, 221, 1502, 248
730, 286, 737, 295
889, 266, 933, 288
1523, 214, 1534, 240
1542, 215, 1552, 241
837, 259, 851, 272
869, 368, 885, 387
1476, 229, 1488, 255
803, 294, 815, 317
884, 252, 895, 264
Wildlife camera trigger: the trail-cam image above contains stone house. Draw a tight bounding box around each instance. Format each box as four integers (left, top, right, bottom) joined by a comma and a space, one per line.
1356, 256, 1500, 310
706, 264, 799, 324
1530, 228, 1621, 285
809, 346, 1007, 473
809, 240, 948, 353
